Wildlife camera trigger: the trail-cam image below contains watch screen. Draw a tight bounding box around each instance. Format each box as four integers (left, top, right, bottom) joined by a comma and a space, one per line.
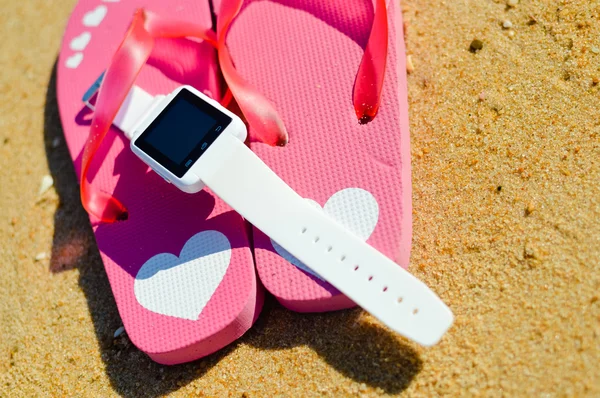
134, 88, 232, 178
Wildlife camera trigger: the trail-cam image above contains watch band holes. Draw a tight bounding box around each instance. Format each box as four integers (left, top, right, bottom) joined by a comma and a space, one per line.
313, 237, 320, 243
382, 286, 388, 292
354, 265, 359, 271
413, 308, 419, 315
301, 227, 307, 234
368, 276, 373, 281
397, 297, 403, 303
327, 246, 333, 252
340, 255, 346, 262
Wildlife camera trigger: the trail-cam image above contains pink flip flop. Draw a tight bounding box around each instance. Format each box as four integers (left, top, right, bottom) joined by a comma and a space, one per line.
223, 0, 412, 312
57, 0, 263, 364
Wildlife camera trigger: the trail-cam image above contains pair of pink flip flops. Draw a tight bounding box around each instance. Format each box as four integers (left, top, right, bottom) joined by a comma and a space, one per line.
57, 0, 412, 364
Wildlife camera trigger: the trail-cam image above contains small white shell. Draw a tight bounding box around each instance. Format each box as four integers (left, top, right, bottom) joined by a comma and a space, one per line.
39, 175, 54, 195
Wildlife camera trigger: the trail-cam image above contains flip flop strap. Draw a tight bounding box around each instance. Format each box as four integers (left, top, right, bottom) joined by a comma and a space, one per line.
354, 0, 388, 124
81, 1, 388, 223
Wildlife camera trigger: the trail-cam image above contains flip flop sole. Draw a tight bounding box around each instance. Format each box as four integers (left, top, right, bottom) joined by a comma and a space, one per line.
226, 0, 412, 312
57, 0, 263, 364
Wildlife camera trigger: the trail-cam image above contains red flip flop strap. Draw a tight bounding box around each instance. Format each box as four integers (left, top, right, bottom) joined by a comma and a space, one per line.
217, 0, 288, 146
80, 10, 153, 223
353, 0, 388, 124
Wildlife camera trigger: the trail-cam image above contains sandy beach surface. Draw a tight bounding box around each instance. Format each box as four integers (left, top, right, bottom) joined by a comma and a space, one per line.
1, 0, 599, 396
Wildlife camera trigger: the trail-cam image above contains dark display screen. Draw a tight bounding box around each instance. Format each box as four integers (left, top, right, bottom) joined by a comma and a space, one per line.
134, 88, 232, 177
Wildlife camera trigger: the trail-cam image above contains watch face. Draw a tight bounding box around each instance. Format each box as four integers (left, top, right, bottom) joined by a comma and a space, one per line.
134, 88, 232, 178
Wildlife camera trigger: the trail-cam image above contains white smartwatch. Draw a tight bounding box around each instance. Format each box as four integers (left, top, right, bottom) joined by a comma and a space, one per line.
85, 81, 453, 346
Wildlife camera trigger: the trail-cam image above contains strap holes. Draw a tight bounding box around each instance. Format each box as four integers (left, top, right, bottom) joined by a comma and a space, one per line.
301, 227, 307, 234
313, 237, 320, 243
368, 276, 373, 281
340, 255, 346, 262
413, 308, 419, 315
327, 246, 333, 252
397, 297, 403, 303
382, 286, 388, 292
354, 265, 359, 271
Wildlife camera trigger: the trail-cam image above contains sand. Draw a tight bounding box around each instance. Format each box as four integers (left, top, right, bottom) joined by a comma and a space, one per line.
1, 0, 599, 396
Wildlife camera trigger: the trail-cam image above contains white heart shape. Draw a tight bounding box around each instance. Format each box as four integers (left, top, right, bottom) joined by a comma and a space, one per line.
65, 53, 83, 69
82, 5, 107, 27
70, 32, 91, 51
134, 231, 231, 320
272, 188, 379, 279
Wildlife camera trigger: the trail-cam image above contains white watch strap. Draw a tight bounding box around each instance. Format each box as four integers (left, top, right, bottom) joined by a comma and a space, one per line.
113, 86, 153, 138
196, 132, 454, 346
83, 76, 163, 140
113, 86, 165, 140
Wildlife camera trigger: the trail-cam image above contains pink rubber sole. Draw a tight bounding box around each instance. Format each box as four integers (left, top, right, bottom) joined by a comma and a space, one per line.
57, 0, 262, 364
225, 0, 413, 312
